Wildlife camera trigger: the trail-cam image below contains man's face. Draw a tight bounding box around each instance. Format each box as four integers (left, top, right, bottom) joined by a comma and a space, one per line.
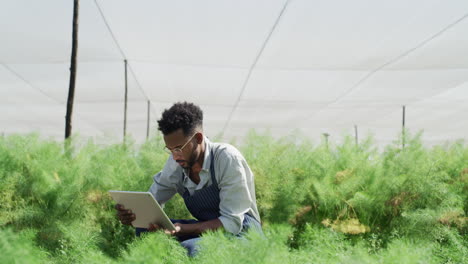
163, 129, 198, 169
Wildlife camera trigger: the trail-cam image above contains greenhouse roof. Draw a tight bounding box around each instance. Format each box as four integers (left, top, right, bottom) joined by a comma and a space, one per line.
1, 0, 468, 146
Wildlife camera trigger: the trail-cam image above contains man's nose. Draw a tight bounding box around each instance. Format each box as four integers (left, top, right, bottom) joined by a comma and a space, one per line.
172, 152, 183, 159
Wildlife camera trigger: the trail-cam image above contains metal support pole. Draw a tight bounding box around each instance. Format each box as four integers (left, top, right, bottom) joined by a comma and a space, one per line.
146, 100, 150, 139
323, 133, 330, 149
354, 125, 358, 146
123, 59, 128, 143
402, 105, 406, 149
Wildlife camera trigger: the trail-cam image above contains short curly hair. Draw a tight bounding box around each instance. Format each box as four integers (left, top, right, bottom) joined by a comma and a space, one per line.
157, 102, 203, 136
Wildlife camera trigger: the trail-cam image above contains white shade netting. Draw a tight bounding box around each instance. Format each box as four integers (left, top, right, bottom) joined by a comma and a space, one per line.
1, 0, 468, 147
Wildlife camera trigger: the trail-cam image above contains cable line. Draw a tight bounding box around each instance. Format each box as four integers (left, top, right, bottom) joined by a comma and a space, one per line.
0, 63, 106, 134
221, 0, 292, 136
93, 0, 152, 107
304, 11, 468, 122
1, 63, 61, 104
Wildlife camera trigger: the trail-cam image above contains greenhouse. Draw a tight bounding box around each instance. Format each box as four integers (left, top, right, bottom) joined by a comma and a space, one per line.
1, 0, 467, 263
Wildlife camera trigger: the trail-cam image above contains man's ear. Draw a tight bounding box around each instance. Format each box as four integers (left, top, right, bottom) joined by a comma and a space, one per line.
195, 132, 203, 144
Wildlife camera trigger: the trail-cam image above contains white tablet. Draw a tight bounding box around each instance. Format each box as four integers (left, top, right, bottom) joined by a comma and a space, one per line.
109, 190, 176, 230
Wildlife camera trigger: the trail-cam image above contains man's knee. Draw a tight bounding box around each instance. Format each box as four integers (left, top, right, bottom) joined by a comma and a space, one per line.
180, 237, 202, 257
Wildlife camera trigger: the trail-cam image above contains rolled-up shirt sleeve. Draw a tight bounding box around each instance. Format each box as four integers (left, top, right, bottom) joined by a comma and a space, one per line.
148, 171, 177, 206
217, 152, 253, 235
148, 156, 182, 206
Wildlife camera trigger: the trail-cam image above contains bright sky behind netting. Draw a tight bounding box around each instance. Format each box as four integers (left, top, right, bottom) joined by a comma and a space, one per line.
1, 0, 468, 146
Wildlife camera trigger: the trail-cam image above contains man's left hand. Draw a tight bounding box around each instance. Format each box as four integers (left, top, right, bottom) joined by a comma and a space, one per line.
148, 223, 182, 236
165, 222, 183, 236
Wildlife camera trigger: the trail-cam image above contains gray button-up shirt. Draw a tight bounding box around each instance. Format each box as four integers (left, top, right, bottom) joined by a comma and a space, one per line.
148, 137, 261, 235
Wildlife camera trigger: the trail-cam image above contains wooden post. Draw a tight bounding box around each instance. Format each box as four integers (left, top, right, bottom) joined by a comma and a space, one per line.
146, 100, 150, 139
65, 0, 79, 140
123, 59, 128, 143
354, 125, 358, 146
402, 105, 406, 149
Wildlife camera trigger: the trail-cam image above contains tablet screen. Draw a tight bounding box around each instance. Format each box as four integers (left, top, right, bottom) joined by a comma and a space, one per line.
109, 190, 176, 230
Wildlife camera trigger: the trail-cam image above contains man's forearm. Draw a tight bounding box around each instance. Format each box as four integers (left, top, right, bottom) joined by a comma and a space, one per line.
178, 218, 223, 235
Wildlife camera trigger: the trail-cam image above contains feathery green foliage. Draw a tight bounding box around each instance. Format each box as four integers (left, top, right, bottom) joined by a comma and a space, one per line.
0, 131, 466, 263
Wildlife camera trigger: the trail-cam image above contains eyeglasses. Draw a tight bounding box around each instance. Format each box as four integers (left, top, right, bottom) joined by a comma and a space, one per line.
163, 133, 197, 155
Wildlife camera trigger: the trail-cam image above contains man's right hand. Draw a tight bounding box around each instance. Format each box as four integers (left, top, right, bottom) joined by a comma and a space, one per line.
148, 223, 162, 232
115, 204, 135, 225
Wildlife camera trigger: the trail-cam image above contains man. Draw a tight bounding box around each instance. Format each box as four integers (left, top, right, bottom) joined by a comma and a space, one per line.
115, 102, 262, 256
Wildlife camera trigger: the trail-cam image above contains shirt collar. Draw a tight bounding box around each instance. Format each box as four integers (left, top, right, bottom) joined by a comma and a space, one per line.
201, 136, 212, 172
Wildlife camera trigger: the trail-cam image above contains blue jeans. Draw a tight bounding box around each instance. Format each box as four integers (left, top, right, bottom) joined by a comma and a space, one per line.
135, 215, 262, 257
135, 219, 202, 257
